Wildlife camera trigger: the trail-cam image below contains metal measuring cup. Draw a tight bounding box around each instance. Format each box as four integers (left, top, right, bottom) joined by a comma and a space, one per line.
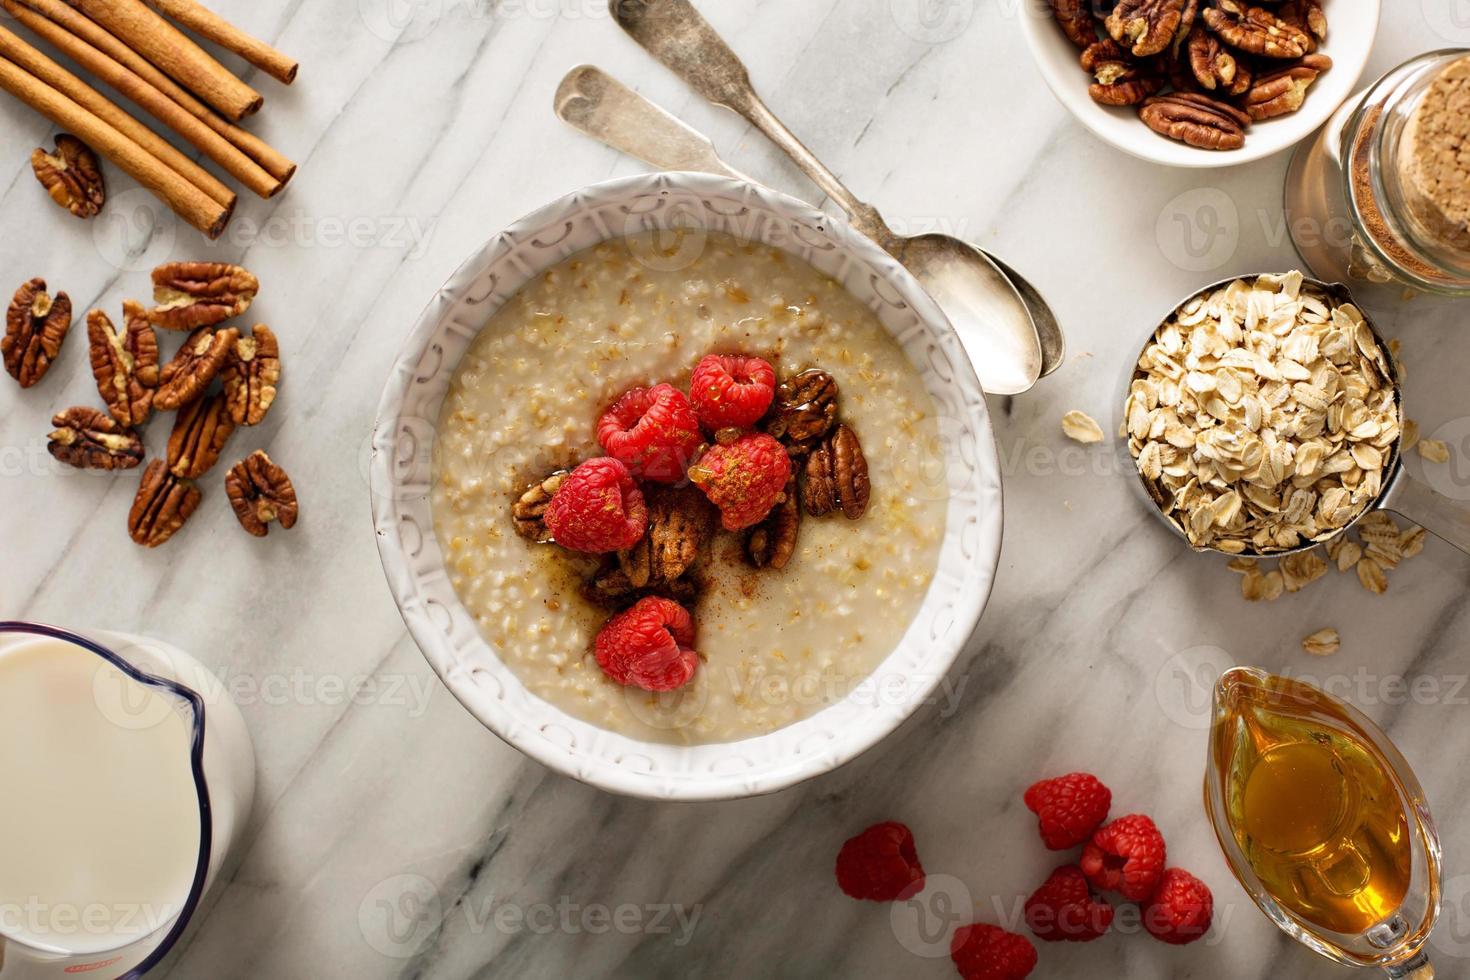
1121, 273, 1470, 559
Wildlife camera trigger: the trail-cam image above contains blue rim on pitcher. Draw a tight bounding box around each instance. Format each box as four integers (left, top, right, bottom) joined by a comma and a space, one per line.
0, 622, 212, 979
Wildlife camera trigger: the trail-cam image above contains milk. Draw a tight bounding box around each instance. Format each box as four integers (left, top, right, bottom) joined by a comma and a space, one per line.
0, 637, 202, 955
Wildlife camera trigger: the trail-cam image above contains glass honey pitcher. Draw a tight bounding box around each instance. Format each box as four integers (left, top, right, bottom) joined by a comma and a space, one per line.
1205, 667, 1441, 977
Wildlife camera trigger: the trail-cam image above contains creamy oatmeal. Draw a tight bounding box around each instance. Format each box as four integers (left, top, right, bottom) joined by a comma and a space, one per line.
432, 231, 947, 744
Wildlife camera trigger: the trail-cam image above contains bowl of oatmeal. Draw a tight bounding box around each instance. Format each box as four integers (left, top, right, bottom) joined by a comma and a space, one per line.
371, 172, 1002, 800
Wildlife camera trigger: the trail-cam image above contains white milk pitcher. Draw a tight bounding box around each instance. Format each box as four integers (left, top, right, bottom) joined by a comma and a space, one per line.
0, 623, 255, 979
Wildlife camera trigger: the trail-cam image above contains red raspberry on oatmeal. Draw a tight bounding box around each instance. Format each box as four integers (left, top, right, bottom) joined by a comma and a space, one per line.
543, 457, 647, 553
689, 353, 777, 431
594, 596, 699, 692
597, 383, 703, 484
688, 432, 791, 530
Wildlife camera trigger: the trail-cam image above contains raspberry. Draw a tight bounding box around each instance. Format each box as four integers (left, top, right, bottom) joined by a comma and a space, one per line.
687, 433, 791, 530
1023, 865, 1114, 943
593, 596, 699, 692
543, 458, 647, 554
1142, 868, 1214, 945
1080, 814, 1167, 902
597, 384, 703, 483
689, 354, 776, 431
950, 923, 1037, 980
1023, 772, 1112, 850
834, 821, 925, 901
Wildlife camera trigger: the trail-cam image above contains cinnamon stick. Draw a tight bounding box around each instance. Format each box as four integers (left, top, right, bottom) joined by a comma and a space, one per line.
0, 55, 231, 236
0, 23, 237, 206
1, 1, 280, 198
144, 0, 297, 85
70, 0, 262, 122
9, 0, 295, 183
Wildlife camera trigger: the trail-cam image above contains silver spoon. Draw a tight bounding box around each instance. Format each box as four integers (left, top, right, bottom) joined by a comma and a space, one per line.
554, 65, 1067, 385
604, 0, 1064, 395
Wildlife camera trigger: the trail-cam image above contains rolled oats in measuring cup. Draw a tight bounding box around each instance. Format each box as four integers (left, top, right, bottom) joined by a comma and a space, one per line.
1286, 49, 1470, 295
1122, 272, 1470, 560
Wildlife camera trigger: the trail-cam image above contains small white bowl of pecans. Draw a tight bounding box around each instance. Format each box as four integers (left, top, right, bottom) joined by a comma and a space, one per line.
1019, 0, 1381, 167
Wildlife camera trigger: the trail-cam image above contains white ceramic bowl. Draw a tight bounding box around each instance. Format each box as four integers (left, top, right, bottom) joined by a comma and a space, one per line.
370, 172, 1003, 801
1019, 1, 1381, 167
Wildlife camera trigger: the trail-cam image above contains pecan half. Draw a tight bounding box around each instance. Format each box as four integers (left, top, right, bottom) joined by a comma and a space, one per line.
31, 135, 104, 219
47, 407, 144, 471
746, 479, 800, 570
1048, 0, 1101, 49
220, 324, 280, 426
166, 393, 236, 479
1277, 0, 1326, 47
586, 560, 701, 611
1082, 39, 1165, 106
147, 262, 258, 331
128, 459, 201, 548
764, 369, 838, 454
511, 470, 569, 543
1187, 23, 1250, 94
87, 302, 159, 427
1202, 1, 1310, 59
1106, 0, 1187, 57
4, 279, 72, 388
224, 450, 299, 537
155, 325, 238, 411
618, 484, 718, 587
801, 424, 870, 520
1139, 92, 1250, 150
1243, 53, 1332, 120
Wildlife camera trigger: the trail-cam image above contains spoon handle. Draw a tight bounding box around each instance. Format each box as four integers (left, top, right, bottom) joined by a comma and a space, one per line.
611, 0, 896, 246
554, 65, 749, 180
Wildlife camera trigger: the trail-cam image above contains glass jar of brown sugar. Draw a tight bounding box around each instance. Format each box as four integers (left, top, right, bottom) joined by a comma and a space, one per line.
1286, 49, 1470, 297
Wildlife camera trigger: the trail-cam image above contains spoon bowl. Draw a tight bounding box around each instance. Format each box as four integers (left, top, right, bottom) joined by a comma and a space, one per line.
893, 233, 1047, 394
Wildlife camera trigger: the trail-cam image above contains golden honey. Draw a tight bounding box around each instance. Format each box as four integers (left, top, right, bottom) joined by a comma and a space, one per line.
1212, 675, 1414, 936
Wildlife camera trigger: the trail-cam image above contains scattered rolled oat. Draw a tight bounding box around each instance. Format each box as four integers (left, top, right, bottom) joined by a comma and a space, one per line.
1302, 628, 1341, 656
1332, 538, 1362, 571
1062, 410, 1105, 444
1127, 272, 1401, 555
1356, 557, 1388, 594
1242, 568, 1286, 602
1281, 549, 1328, 592
1418, 439, 1450, 464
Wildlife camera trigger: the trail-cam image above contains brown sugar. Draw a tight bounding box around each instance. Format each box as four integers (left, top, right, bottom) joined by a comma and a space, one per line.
1400, 54, 1470, 254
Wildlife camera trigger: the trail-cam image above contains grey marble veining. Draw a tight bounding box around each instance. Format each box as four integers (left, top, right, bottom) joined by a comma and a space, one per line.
2, 2, 1469, 978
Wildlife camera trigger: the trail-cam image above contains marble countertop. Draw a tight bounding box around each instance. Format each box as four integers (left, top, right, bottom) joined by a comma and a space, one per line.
3, 2, 1469, 978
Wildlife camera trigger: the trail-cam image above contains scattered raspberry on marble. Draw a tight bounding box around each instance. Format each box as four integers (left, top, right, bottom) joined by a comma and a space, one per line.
834, 821, 926, 901
1142, 868, 1214, 945
593, 596, 699, 692
1023, 772, 1113, 850
689, 353, 777, 431
1024, 865, 1115, 943
950, 922, 1038, 980
597, 383, 703, 483
688, 432, 791, 530
1080, 813, 1167, 902
543, 457, 647, 553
